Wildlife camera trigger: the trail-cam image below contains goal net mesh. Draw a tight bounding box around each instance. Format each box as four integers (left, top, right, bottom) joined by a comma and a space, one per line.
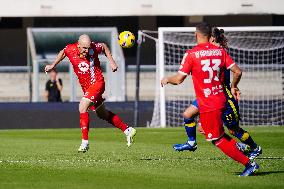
150, 29, 284, 127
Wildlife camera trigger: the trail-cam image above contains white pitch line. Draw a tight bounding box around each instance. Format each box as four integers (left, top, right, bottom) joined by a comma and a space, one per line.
0, 159, 115, 164
0, 157, 283, 164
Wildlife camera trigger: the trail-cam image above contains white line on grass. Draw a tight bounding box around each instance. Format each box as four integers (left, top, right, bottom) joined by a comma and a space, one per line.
0, 157, 283, 164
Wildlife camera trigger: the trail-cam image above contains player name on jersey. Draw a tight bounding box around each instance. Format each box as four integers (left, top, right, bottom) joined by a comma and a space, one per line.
194, 49, 222, 58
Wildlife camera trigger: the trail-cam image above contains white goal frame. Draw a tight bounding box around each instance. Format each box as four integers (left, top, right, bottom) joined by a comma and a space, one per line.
158, 26, 284, 128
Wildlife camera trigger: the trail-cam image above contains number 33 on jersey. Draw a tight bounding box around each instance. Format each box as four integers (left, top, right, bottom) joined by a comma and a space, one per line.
178, 42, 236, 113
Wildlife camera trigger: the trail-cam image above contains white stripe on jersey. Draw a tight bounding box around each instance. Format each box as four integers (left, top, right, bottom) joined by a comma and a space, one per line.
90, 57, 96, 84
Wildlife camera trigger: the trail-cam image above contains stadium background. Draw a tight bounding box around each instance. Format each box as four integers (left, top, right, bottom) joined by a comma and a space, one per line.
0, 1, 284, 189
0, 0, 283, 129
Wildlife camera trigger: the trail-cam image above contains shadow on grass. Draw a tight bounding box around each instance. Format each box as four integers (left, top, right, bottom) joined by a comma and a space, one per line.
258, 157, 284, 160
234, 170, 284, 176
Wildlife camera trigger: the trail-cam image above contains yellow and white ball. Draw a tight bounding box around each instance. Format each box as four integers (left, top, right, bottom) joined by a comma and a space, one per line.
118, 31, 135, 48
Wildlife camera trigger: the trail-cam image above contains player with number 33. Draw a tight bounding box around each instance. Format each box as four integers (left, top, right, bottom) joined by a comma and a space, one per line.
161, 22, 259, 176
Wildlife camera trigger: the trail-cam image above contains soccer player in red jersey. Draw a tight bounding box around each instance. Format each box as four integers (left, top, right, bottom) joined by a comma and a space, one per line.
45, 34, 136, 152
173, 27, 262, 160
161, 23, 259, 176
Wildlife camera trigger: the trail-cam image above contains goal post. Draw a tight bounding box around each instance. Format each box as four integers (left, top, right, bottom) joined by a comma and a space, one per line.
150, 26, 284, 127
27, 27, 126, 102
158, 29, 166, 128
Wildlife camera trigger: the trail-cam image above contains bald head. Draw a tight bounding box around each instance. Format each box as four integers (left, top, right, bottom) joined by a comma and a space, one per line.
78, 34, 91, 57
78, 34, 91, 45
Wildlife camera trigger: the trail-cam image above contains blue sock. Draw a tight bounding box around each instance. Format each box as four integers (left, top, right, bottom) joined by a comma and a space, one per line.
184, 118, 196, 142
235, 128, 257, 149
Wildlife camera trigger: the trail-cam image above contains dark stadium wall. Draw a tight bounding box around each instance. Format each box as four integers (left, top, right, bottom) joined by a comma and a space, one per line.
0, 102, 153, 129
203, 15, 273, 27
0, 18, 26, 66
0, 29, 26, 66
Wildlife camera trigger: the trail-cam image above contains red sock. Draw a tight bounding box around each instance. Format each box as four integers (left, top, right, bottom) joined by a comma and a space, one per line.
80, 112, 89, 140
106, 111, 128, 132
214, 134, 250, 166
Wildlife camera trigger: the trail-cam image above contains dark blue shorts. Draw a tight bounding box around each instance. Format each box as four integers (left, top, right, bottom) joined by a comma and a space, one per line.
221, 97, 240, 131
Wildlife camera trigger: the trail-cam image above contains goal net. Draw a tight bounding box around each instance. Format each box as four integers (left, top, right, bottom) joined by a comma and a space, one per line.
148, 27, 284, 127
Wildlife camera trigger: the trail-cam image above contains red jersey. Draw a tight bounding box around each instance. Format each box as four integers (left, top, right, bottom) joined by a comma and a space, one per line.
64, 42, 104, 92
179, 42, 235, 113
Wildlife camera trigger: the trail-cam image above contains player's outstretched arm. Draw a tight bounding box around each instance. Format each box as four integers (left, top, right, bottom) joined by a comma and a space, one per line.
230, 64, 242, 101
44, 49, 66, 72
101, 43, 118, 72
161, 73, 187, 87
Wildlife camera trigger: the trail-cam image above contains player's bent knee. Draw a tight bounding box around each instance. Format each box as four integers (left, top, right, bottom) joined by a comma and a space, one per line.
229, 126, 242, 137
183, 108, 199, 119
211, 134, 229, 146
79, 107, 88, 113
182, 112, 189, 118
183, 112, 194, 119
79, 103, 88, 113
79, 99, 92, 113
211, 137, 221, 145
228, 129, 235, 136
79, 105, 88, 113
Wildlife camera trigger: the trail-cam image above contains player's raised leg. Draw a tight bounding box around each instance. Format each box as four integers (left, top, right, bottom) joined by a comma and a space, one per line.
213, 134, 259, 176
222, 98, 262, 159
95, 103, 136, 147
200, 110, 259, 176
173, 102, 198, 151
231, 127, 262, 160
78, 98, 92, 153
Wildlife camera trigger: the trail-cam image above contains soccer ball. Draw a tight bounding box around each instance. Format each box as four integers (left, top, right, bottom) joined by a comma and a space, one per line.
118, 31, 135, 48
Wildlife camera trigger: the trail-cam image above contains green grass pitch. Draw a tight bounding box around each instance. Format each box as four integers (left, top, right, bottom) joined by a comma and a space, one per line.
0, 127, 283, 189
